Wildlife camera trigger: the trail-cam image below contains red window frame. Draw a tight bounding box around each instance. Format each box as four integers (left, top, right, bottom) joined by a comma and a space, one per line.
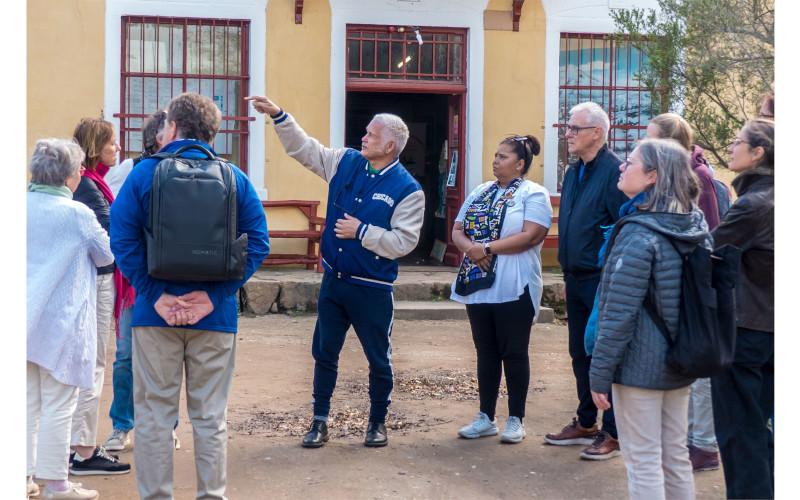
346, 25, 467, 93
116, 16, 253, 172
554, 32, 656, 191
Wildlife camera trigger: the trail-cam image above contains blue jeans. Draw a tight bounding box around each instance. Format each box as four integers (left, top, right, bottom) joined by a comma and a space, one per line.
109, 307, 134, 432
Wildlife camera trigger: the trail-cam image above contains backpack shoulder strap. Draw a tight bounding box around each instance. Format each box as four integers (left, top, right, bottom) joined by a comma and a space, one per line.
643, 290, 674, 347
149, 144, 222, 162
640, 230, 700, 347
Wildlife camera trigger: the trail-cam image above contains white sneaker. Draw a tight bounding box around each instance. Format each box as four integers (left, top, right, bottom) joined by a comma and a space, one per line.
173, 429, 181, 450
500, 416, 526, 443
103, 429, 130, 451
27, 476, 40, 498
42, 482, 98, 500
458, 412, 498, 439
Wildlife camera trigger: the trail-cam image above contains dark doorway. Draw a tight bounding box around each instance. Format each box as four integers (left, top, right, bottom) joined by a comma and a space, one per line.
345, 91, 451, 265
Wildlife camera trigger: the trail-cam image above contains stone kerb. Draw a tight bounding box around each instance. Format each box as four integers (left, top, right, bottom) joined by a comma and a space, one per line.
242, 269, 567, 317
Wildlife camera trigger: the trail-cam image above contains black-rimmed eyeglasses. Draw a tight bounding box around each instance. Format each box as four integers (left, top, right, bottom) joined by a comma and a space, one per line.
565, 124, 598, 135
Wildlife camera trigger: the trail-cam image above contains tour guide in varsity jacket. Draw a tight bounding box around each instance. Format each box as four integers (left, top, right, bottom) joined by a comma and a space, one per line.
246, 95, 424, 448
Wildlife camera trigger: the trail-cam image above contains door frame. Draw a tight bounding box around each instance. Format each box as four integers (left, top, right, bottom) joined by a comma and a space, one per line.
342, 23, 468, 266
329, 0, 487, 205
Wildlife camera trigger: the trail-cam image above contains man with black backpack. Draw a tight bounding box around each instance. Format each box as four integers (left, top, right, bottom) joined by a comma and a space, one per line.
110, 92, 269, 500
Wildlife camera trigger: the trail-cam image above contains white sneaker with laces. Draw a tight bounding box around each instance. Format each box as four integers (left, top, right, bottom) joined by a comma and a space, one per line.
42, 482, 98, 500
500, 416, 526, 443
103, 429, 130, 452
458, 411, 498, 439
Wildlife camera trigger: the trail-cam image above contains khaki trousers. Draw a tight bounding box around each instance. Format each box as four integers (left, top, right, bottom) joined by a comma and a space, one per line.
71, 273, 115, 446
133, 326, 236, 500
612, 383, 695, 500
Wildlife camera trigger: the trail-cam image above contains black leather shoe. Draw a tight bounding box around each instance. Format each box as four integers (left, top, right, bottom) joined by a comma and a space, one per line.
301, 419, 329, 448
364, 422, 388, 447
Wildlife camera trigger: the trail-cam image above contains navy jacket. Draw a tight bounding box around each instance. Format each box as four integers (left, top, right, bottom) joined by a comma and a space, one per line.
74, 176, 115, 275
321, 149, 421, 290
110, 139, 270, 333
558, 145, 628, 275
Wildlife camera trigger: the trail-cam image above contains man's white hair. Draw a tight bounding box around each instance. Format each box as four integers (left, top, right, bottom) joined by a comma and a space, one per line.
569, 101, 610, 141
372, 113, 409, 156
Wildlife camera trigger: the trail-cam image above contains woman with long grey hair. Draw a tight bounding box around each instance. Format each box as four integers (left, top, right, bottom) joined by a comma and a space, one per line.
588, 138, 711, 499
27, 138, 113, 500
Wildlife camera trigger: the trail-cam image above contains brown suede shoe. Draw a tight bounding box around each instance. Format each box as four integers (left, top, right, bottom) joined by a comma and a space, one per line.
579, 431, 621, 460
688, 444, 720, 471
544, 417, 599, 446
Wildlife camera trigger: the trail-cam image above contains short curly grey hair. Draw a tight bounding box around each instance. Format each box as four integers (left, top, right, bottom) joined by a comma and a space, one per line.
570, 101, 610, 140
372, 113, 409, 155
29, 138, 85, 187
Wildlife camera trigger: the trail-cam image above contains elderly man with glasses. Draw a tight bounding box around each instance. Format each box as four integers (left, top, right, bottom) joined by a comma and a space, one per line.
246, 95, 425, 449
544, 102, 628, 461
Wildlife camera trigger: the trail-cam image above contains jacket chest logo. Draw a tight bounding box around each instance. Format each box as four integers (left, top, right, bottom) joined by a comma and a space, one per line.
372, 193, 395, 207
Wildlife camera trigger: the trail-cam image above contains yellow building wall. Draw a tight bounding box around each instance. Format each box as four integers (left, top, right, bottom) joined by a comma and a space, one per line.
27, 0, 105, 156
262, 0, 333, 257
483, 0, 558, 267
483, 0, 546, 186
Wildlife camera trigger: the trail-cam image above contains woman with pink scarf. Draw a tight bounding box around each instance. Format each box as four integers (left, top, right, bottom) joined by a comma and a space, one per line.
68, 118, 131, 476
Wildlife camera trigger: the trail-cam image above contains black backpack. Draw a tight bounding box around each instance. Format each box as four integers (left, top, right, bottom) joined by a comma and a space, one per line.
146, 143, 247, 281
642, 236, 741, 379
713, 179, 732, 219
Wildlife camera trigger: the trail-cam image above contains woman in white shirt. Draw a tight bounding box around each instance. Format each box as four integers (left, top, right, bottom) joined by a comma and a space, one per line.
27, 138, 113, 500
451, 135, 552, 444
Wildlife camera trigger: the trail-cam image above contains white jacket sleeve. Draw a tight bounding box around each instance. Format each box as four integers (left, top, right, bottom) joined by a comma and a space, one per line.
272, 112, 348, 183
360, 190, 425, 260
82, 210, 114, 268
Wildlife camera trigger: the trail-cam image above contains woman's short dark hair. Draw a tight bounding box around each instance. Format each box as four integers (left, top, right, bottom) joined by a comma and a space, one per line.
500, 134, 541, 175
166, 93, 221, 144
142, 110, 167, 156
741, 118, 774, 169
758, 86, 774, 119
72, 118, 115, 170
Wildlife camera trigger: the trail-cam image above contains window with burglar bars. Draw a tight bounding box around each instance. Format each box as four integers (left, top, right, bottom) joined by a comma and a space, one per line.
346, 26, 465, 84
117, 16, 252, 172
555, 33, 656, 191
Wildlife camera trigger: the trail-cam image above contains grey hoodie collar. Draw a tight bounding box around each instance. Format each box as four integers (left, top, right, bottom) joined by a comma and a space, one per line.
623, 209, 712, 250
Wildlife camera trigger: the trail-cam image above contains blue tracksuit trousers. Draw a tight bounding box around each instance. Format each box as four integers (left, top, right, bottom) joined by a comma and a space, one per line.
312, 272, 394, 423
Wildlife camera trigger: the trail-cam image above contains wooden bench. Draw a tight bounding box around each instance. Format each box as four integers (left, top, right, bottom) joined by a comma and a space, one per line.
261, 200, 325, 271
543, 195, 560, 249
261, 194, 559, 271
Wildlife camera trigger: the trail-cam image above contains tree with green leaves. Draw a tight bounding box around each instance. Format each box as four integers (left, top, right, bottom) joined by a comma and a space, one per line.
612, 0, 773, 168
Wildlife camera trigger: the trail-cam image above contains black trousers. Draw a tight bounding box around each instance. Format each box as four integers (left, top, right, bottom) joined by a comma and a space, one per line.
465, 288, 535, 420
565, 273, 617, 438
711, 327, 774, 499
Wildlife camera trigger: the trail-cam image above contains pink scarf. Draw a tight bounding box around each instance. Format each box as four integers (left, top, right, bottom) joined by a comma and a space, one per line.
82, 163, 115, 204
84, 162, 137, 337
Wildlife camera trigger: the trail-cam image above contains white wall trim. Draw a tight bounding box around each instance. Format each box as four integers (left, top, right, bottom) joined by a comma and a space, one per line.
328, 0, 489, 194
104, 0, 269, 199
540, 0, 658, 193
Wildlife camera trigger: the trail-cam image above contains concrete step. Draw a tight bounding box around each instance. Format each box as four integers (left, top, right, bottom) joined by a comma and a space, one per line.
243, 267, 565, 317
393, 300, 555, 323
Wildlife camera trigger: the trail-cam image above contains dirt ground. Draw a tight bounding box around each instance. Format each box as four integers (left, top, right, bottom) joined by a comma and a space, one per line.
72, 315, 726, 499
